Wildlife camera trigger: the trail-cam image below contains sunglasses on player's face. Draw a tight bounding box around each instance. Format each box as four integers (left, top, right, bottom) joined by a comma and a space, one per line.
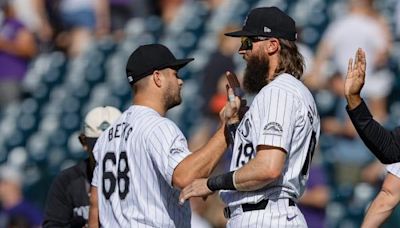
240, 37, 270, 51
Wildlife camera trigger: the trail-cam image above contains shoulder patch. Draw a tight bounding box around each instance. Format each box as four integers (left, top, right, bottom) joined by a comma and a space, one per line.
263, 122, 283, 136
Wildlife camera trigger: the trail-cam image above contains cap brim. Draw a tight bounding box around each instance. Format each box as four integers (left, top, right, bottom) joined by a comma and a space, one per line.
166, 58, 195, 70
224, 30, 258, 37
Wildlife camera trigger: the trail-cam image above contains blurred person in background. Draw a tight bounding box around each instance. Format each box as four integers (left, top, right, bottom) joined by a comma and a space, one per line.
43, 106, 121, 228
0, 0, 37, 108
311, 0, 393, 122
298, 153, 330, 228
200, 25, 240, 121
156, 0, 184, 25
32, 0, 110, 57
108, 0, 134, 41
320, 71, 373, 177
58, 0, 110, 56
396, 1, 400, 39
32, 0, 59, 47
190, 25, 240, 153
0, 165, 43, 228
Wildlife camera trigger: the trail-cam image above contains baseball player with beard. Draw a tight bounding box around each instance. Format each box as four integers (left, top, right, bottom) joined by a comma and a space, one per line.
179, 7, 320, 227
88, 44, 241, 227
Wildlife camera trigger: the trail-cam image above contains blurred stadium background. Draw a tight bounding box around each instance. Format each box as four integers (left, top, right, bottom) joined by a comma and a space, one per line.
1, 0, 400, 227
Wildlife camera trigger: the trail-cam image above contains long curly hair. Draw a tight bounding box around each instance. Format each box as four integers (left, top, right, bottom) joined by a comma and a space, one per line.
273, 39, 305, 80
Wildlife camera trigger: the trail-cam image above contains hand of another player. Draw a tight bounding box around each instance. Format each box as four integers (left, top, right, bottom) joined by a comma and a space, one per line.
344, 48, 366, 97
220, 87, 241, 125
179, 178, 213, 205
344, 48, 366, 109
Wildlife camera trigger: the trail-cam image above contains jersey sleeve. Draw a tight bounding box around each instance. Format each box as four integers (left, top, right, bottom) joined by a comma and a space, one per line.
146, 119, 191, 187
256, 86, 297, 153
386, 163, 400, 178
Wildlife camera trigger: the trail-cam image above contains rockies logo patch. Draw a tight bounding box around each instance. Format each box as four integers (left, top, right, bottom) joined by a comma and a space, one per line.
263, 122, 283, 136
170, 148, 184, 154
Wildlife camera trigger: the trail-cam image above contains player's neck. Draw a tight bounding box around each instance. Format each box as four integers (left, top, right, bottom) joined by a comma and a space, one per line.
133, 95, 167, 116
268, 56, 279, 81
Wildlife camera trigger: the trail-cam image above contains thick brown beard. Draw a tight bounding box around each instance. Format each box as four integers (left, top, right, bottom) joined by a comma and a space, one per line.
243, 52, 270, 94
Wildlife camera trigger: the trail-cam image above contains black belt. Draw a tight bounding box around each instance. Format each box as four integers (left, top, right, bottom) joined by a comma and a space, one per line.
223, 199, 296, 219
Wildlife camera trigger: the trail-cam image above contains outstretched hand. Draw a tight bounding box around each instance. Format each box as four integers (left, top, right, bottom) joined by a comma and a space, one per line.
344, 48, 366, 97
344, 48, 366, 108
179, 178, 213, 205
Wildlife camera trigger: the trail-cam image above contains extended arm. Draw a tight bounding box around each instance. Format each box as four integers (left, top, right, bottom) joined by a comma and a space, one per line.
88, 186, 99, 228
345, 48, 400, 164
346, 101, 400, 164
179, 147, 286, 202
231, 146, 286, 191
173, 89, 240, 189
173, 125, 229, 189
362, 173, 400, 227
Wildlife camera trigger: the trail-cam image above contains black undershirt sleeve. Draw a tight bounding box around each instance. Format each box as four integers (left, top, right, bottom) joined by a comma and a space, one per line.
346, 100, 400, 164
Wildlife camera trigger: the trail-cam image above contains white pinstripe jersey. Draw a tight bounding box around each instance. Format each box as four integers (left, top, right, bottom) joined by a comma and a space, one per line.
386, 163, 400, 178
220, 73, 320, 207
92, 105, 192, 227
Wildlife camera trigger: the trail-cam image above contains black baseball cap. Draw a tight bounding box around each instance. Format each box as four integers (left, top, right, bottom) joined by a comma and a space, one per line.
225, 7, 297, 41
126, 44, 194, 84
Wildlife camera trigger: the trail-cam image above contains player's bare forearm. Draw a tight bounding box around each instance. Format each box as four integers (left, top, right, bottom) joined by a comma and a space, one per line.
179, 148, 287, 203
88, 186, 100, 228
362, 191, 395, 227
234, 148, 285, 191
362, 174, 400, 227
174, 88, 240, 189
173, 125, 228, 189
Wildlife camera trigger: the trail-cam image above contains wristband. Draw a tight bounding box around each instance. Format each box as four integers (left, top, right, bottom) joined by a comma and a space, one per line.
207, 171, 236, 191
232, 171, 238, 189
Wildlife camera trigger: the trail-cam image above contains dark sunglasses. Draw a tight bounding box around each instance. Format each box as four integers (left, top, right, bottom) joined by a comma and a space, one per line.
240, 37, 270, 51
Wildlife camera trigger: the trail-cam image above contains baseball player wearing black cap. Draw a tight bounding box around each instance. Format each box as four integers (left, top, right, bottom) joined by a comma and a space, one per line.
43, 106, 121, 228
88, 44, 241, 227
179, 7, 320, 227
